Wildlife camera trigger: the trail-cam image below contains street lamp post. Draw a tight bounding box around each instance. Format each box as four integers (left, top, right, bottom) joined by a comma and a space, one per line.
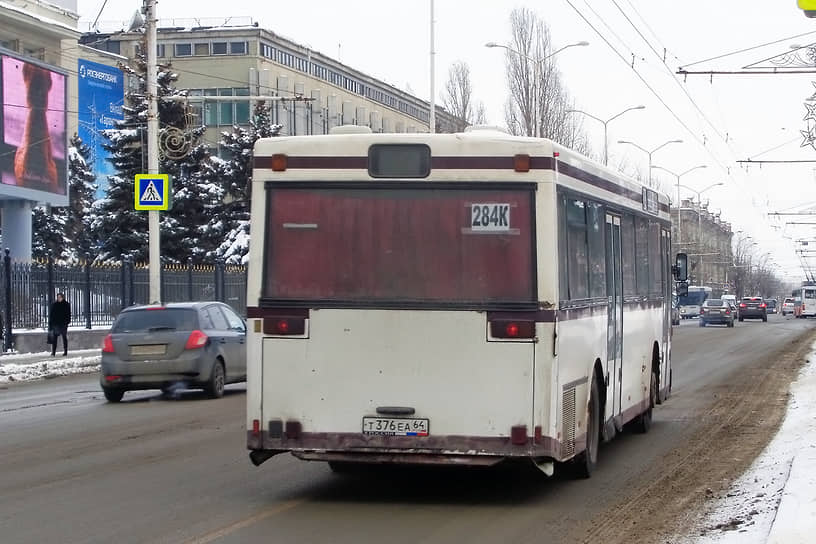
650, 164, 707, 249
485, 41, 589, 137
617, 139, 683, 186
566, 105, 646, 166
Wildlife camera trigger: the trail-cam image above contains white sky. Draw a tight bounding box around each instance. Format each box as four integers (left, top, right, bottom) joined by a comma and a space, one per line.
77, 0, 816, 283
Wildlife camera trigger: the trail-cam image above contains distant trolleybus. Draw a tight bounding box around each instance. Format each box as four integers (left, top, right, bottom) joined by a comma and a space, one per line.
245, 126, 680, 477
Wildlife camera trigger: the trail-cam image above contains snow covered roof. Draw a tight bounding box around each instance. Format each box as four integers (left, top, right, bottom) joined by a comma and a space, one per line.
0, 0, 80, 36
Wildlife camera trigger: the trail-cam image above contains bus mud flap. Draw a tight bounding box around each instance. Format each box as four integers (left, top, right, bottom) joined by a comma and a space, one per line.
533, 458, 554, 476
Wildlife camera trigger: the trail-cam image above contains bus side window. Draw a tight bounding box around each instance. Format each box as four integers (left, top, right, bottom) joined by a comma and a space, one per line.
558, 194, 569, 304
587, 202, 606, 299
621, 214, 636, 296
566, 198, 589, 300
635, 216, 650, 296
649, 221, 662, 296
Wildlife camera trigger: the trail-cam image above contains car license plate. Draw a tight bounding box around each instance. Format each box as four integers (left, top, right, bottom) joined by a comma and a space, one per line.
130, 344, 167, 356
362, 417, 429, 436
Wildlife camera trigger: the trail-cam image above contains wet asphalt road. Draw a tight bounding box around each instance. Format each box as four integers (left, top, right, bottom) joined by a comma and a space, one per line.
0, 313, 812, 544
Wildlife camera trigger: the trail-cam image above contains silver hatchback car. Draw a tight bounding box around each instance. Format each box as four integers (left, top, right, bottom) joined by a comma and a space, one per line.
100, 302, 247, 402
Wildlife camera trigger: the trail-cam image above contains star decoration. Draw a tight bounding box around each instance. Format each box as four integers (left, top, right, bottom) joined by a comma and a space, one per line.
804, 102, 816, 122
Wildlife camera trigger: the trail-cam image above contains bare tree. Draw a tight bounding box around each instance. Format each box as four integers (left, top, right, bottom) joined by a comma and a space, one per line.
503, 7, 589, 153
441, 61, 486, 132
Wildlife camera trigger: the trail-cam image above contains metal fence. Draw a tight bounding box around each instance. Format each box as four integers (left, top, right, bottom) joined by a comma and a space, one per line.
0, 250, 247, 348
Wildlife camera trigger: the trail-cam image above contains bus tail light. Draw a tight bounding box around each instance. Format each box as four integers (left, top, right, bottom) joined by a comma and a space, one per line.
252, 419, 260, 438
514, 154, 530, 172
271, 154, 287, 171
264, 318, 306, 336
490, 320, 535, 339
511, 425, 528, 445
285, 420, 302, 439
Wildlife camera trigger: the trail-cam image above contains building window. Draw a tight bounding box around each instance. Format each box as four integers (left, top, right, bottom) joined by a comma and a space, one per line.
230, 41, 247, 55
218, 88, 234, 125
203, 89, 217, 126
175, 43, 192, 57
194, 43, 209, 56
213, 42, 228, 55
260, 43, 273, 58
235, 88, 250, 124
157, 44, 166, 57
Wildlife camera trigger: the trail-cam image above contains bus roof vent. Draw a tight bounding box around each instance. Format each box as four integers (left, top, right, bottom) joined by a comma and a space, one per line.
464, 125, 509, 134
329, 125, 373, 135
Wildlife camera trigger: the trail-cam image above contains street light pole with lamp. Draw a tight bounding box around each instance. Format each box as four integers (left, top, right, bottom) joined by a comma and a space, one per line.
617, 139, 683, 186
566, 105, 646, 166
650, 164, 708, 249
485, 40, 589, 137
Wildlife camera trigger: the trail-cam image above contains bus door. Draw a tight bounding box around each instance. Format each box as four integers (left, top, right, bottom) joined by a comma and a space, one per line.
605, 213, 624, 431
660, 228, 671, 397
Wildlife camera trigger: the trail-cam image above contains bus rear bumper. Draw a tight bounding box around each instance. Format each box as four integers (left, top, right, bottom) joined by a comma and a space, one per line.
247, 431, 563, 467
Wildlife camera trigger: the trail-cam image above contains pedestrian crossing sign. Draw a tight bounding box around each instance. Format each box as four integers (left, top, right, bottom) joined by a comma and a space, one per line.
134, 174, 170, 211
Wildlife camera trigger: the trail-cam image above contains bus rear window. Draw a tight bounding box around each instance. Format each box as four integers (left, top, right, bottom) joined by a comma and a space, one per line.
263, 186, 536, 307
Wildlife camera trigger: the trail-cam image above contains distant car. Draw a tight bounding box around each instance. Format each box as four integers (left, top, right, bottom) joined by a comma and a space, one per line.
699, 299, 735, 328
100, 302, 247, 403
738, 296, 768, 322
782, 297, 796, 316
766, 299, 778, 314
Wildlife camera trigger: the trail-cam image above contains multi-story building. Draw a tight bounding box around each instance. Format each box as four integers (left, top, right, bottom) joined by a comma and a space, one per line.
672, 198, 734, 294
80, 17, 458, 154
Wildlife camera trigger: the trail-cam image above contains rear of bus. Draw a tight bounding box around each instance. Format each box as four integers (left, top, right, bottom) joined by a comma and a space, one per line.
802, 287, 816, 317
246, 131, 556, 469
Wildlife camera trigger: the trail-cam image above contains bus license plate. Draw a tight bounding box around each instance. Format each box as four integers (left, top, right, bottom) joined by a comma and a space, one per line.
362, 417, 429, 437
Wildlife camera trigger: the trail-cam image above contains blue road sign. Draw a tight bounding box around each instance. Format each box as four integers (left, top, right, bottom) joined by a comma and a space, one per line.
135, 174, 170, 211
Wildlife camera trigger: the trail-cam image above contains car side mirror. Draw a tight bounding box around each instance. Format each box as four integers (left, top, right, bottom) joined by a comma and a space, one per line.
673, 253, 688, 282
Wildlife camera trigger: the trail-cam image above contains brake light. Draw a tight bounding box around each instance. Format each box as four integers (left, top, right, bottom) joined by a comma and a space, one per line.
760, 303, 766, 308
271, 153, 287, 171
185, 330, 208, 350
511, 425, 528, 445
740, 303, 747, 308
264, 318, 306, 335
102, 334, 114, 353
490, 320, 535, 339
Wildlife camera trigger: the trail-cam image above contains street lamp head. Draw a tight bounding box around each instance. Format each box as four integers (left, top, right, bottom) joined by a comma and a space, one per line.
575, 41, 590, 47
633, 105, 646, 110
485, 42, 500, 48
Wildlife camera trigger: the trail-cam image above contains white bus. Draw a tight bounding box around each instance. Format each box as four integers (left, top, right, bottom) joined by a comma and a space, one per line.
796, 284, 816, 318
677, 285, 712, 319
245, 126, 678, 477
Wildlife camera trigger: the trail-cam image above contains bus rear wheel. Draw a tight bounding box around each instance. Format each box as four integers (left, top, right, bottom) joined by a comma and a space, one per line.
631, 370, 656, 434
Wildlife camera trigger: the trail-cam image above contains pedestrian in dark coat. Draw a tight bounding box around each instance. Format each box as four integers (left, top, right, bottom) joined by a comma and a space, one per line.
48, 293, 70, 356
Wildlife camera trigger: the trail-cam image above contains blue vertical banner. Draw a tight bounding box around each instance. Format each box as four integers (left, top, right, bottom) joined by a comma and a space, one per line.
77, 59, 124, 198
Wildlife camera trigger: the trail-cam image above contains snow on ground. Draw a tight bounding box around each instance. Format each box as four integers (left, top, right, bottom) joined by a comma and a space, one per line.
0, 351, 101, 384
684, 341, 816, 543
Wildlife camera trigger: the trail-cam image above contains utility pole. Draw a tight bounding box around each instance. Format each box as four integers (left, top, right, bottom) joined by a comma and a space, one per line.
145, 0, 161, 303
429, 0, 435, 134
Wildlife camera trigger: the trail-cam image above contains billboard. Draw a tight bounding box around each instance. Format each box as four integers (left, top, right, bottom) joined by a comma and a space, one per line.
77, 59, 124, 198
0, 52, 68, 204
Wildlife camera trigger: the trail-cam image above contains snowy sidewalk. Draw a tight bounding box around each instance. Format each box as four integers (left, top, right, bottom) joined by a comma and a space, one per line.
0, 349, 101, 384
688, 341, 816, 544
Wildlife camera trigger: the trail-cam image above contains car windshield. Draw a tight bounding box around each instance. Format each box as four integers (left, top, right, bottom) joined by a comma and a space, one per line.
112, 308, 199, 333
705, 300, 723, 307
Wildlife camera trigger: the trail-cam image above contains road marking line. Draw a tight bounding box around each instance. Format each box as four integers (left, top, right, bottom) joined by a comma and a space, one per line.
184, 499, 304, 543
